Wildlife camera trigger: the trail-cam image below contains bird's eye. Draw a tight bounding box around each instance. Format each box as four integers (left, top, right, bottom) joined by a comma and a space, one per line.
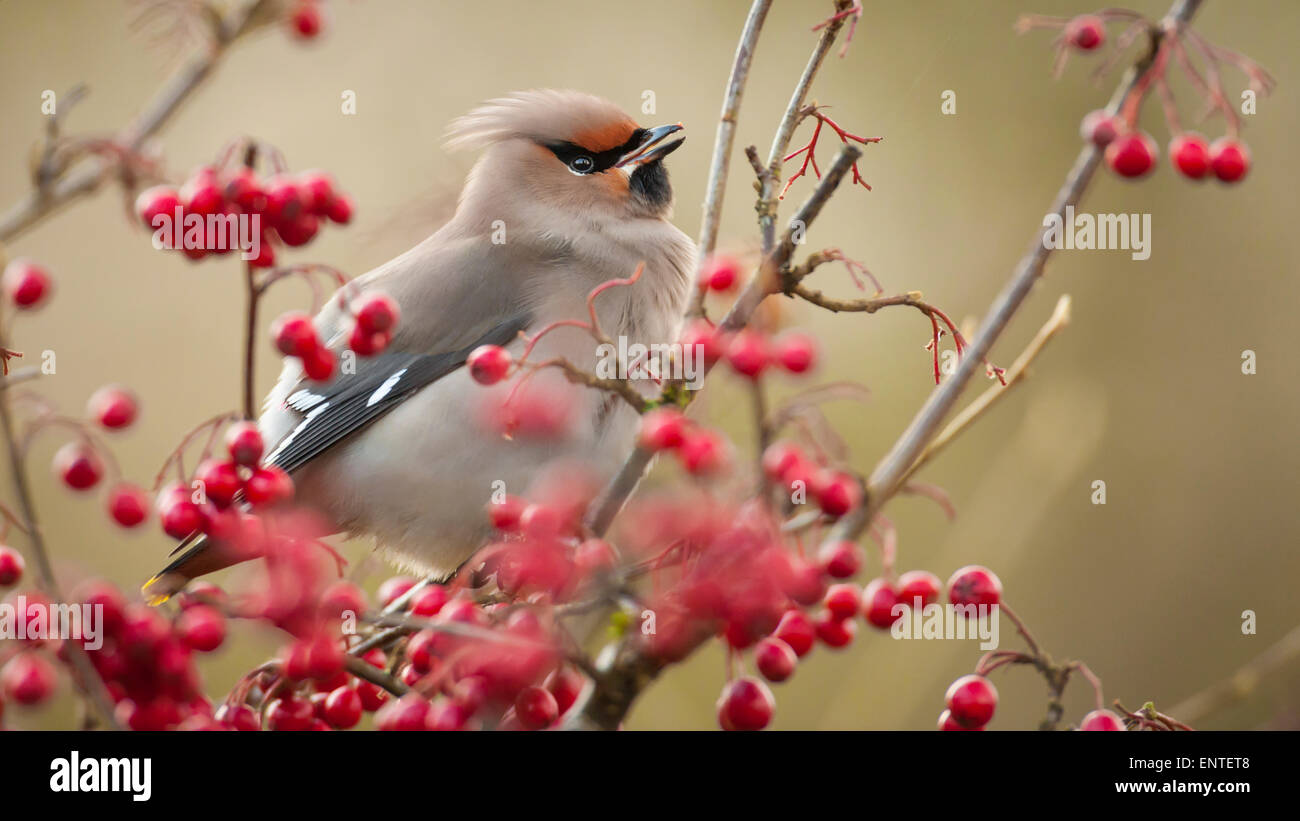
569, 155, 595, 174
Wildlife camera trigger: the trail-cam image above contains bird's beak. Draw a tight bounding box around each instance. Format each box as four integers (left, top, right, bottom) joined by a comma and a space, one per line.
615, 123, 685, 168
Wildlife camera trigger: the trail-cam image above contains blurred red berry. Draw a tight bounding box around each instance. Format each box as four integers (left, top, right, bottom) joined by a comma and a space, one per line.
135, 185, 181, 229
947, 565, 1002, 609
378, 576, 416, 607
87, 385, 138, 429
726, 329, 770, 378
823, 583, 861, 621
375, 694, 433, 731
195, 459, 241, 509
817, 540, 862, 579
158, 486, 207, 539
301, 346, 336, 382
267, 696, 315, 731
287, 0, 325, 39
324, 686, 363, 729
813, 470, 860, 517
467, 344, 512, 385
774, 331, 817, 374
679, 318, 725, 365
1105, 132, 1157, 178
1080, 110, 1120, 147
945, 674, 998, 728
1, 652, 56, 706
515, 686, 559, 729
354, 293, 400, 335
862, 578, 902, 629
699, 253, 740, 291
938, 709, 982, 731
773, 609, 816, 657
717, 677, 774, 731
754, 638, 797, 683
180, 168, 224, 216
409, 585, 448, 617
1065, 14, 1105, 50
1080, 708, 1125, 731
0, 546, 23, 586
244, 465, 294, 507
224, 422, 264, 467
678, 428, 728, 475
106, 483, 149, 528
896, 569, 942, 609
271, 312, 320, 358
326, 193, 354, 225
814, 609, 856, 648
1169, 133, 1211, 180
2, 259, 53, 309
1209, 137, 1250, 183
348, 323, 391, 357
637, 407, 687, 452
53, 442, 103, 491
176, 605, 226, 652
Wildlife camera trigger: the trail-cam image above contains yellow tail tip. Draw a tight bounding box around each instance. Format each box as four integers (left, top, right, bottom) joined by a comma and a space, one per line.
141, 575, 172, 607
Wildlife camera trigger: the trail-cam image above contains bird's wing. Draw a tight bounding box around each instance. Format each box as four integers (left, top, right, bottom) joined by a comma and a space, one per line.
263, 312, 529, 474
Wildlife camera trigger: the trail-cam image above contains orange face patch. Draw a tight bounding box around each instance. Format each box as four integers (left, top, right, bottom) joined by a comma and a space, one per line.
572, 120, 638, 154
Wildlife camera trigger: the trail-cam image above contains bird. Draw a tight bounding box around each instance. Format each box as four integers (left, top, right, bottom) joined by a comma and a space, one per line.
143, 90, 694, 602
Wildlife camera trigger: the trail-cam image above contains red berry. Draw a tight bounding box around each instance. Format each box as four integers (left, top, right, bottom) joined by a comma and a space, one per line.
1080, 110, 1121, 147
277, 213, 320, 247
813, 470, 860, 517
356, 680, 389, 712
823, 583, 861, 621
223, 168, 267, 213
324, 686, 363, 729
297, 170, 337, 215
1209, 137, 1250, 183
773, 609, 816, 657
679, 318, 725, 365
378, 576, 416, 607
487, 495, 526, 532
754, 638, 797, 683
287, 0, 324, 39
814, 609, 856, 648
176, 604, 226, 652
375, 694, 433, 731
263, 175, 304, 225
947, 565, 1002, 609
515, 686, 559, 730
1, 652, 56, 705
1105, 132, 1158, 179
945, 674, 998, 728
717, 677, 774, 731
326, 193, 354, 225
224, 422, 264, 466
106, 483, 149, 528
409, 585, 448, 617
180, 168, 224, 216
135, 185, 181, 229
319, 580, 367, 619
774, 331, 817, 374
546, 667, 586, 716
271, 312, 320, 357
244, 465, 294, 507
1080, 708, 1125, 731
467, 344, 512, 385
87, 385, 138, 429
862, 578, 902, 629
215, 703, 260, 731
195, 459, 242, 509
726, 330, 770, 378
1065, 15, 1105, 50
267, 696, 315, 731
0, 546, 24, 586
699, 254, 740, 292
637, 408, 687, 452
301, 346, 336, 382
575, 538, 617, 576
348, 323, 391, 357
896, 570, 942, 609
678, 428, 728, 475
817, 540, 862, 579
938, 709, 983, 731
158, 486, 207, 539
354, 293, 400, 335
53, 442, 102, 491
2, 259, 53, 309
405, 629, 439, 673
1169, 133, 1211, 180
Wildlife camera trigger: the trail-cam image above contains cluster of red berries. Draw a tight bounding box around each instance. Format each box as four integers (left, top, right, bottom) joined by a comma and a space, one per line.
681, 319, 818, 380
155, 422, 293, 541
636, 408, 731, 476
761, 440, 861, 517
1083, 111, 1251, 183
2, 259, 53, 310
271, 292, 399, 382
135, 165, 352, 268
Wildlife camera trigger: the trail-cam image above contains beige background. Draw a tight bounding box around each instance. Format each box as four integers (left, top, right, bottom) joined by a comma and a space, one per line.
0, 0, 1297, 729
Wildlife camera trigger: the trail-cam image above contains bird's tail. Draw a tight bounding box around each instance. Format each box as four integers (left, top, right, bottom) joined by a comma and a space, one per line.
141, 535, 248, 606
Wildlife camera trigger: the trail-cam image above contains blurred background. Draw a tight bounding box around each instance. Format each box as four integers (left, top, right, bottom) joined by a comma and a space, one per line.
0, 0, 1296, 730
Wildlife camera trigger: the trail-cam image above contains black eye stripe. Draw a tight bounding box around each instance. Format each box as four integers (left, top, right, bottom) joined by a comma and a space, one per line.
545, 129, 648, 174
